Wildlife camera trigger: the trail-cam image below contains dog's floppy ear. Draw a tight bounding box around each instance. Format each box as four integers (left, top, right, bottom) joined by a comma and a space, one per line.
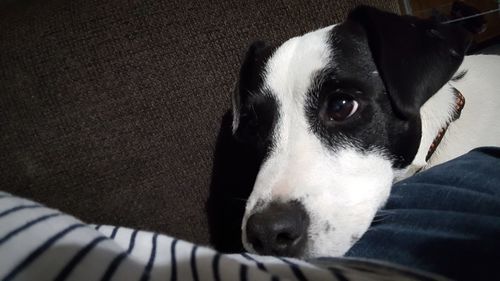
348, 6, 470, 119
232, 41, 272, 133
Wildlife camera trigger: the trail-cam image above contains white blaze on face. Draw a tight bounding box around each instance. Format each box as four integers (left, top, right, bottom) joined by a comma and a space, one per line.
241, 25, 395, 257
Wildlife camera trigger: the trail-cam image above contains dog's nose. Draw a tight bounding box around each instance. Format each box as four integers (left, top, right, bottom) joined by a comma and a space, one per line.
245, 201, 309, 256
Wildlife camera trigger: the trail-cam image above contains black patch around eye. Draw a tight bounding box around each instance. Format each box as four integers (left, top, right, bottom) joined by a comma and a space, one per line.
234, 92, 279, 157
305, 73, 371, 149
302, 23, 425, 169
305, 69, 422, 168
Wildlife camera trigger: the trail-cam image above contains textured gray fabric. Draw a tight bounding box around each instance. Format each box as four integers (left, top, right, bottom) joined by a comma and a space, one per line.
0, 0, 400, 246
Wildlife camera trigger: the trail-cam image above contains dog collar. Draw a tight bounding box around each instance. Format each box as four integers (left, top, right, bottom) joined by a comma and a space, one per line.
425, 88, 465, 161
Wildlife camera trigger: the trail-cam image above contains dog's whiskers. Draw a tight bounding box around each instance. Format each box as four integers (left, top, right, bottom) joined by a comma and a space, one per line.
371, 216, 388, 223
376, 210, 396, 215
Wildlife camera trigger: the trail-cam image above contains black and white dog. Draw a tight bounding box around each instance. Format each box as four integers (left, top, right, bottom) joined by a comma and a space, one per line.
232, 6, 500, 258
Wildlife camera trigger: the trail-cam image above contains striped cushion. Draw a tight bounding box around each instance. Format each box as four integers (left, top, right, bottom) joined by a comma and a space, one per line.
0, 191, 447, 281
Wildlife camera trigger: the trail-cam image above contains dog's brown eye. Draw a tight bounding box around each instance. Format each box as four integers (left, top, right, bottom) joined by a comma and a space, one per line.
325, 97, 358, 122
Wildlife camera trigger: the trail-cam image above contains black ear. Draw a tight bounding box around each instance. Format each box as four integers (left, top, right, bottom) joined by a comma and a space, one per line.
348, 6, 471, 119
232, 41, 273, 133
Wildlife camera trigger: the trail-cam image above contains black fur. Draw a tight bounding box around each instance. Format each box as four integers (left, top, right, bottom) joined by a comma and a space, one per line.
235, 6, 470, 168
304, 7, 469, 167
451, 70, 468, 81
348, 6, 470, 119
233, 41, 278, 157
305, 21, 421, 167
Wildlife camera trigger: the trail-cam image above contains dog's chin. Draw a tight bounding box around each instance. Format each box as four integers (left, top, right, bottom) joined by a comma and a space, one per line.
302, 220, 374, 258
300, 242, 353, 259
242, 222, 373, 258
241, 196, 383, 259
242, 227, 369, 259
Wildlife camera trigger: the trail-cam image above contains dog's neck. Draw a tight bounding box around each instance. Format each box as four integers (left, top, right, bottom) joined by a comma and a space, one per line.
396, 83, 462, 180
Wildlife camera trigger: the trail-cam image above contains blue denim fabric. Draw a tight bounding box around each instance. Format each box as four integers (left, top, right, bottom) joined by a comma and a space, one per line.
346, 147, 500, 281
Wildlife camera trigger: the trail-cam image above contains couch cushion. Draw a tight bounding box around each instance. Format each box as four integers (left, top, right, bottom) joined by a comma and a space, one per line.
0, 0, 399, 246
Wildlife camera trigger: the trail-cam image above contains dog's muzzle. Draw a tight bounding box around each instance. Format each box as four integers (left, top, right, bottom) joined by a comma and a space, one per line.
245, 201, 309, 257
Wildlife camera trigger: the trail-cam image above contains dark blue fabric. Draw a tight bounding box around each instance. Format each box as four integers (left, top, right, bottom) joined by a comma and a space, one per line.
346, 147, 500, 281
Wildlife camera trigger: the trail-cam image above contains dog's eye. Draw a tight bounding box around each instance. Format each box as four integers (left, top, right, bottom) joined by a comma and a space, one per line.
325, 96, 359, 122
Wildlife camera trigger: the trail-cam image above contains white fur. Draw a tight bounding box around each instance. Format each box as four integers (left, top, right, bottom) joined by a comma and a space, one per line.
423, 55, 500, 167
239, 25, 500, 257
395, 55, 500, 179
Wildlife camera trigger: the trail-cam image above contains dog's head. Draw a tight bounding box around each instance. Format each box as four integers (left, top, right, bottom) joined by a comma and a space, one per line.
233, 6, 469, 258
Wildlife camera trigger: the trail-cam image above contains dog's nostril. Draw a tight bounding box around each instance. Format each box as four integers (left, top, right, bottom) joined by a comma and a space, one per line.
275, 232, 296, 246
251, 237, 264, 251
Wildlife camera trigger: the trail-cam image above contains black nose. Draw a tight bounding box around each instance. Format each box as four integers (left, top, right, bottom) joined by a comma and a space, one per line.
245, 201, 309, 256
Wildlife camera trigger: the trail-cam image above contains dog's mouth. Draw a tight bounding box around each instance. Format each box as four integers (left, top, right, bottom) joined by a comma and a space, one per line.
241, 187, 387, 258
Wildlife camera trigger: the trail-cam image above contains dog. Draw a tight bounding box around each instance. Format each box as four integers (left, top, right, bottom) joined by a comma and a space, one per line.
231, 6, 500, 258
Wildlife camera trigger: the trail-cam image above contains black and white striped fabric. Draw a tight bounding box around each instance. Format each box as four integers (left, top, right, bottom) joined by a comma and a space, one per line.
0, 191, 448, 281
